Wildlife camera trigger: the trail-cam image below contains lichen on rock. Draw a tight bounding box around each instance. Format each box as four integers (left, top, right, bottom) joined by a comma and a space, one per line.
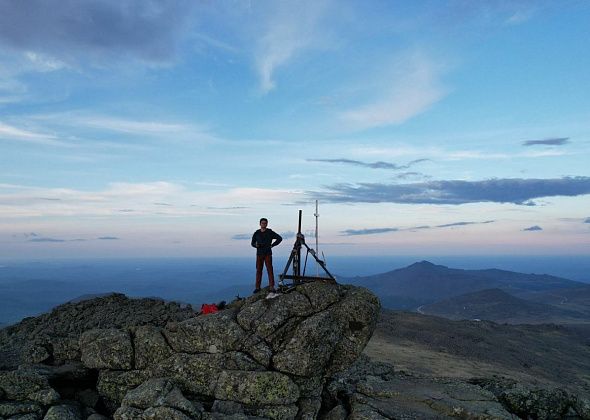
97, 369, 152, 404
164, 309, 246, 354
0, 282, 381, 419
115, 378, 202, 419
133, 325, 172, 369
214, 371, 300, 406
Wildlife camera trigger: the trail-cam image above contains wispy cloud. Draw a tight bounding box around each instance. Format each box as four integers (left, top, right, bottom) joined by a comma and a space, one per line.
98, 236, 119, 240
24, 52, 67, 72
340, 228, 399, 236
28, 113, 214, 143
67, 115, 201, 137
340, 52, 448, 130
28, 237, 65, 243
206, 206, 249, 210
436, 220, 494, 228
306, 158, 429, 170
523, 137, 570, 147
255, 0, 333, 93
393, 172, 432, 181
445, 149, 569, 160
506, 9, 536, 25
28, 236, 88, 243
310, 177, 590, 206
193, 32, 239, 54
350, 144, 571, 161
232, 233, 252, 240
0, 182, 302, 218
340, 220, 495, 236
407, 225, 431, 231
523, 225, 543, 231
0, 49, 69, 105
0, 122, 63, 146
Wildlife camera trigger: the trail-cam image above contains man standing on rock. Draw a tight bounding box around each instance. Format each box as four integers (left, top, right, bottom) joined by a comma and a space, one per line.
251, 217, 282, 295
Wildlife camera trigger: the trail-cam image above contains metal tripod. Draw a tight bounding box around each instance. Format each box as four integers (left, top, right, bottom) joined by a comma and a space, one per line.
279, 210, 336, 290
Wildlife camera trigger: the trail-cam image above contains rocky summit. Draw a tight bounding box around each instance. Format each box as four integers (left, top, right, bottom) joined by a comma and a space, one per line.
0, 282, 380, 419
3, 283, 589, 420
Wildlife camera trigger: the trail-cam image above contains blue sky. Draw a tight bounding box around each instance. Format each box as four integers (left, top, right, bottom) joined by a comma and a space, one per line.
0, 0, 589, 259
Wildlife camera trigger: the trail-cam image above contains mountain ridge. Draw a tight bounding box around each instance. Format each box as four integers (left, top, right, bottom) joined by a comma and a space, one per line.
343, 260, 587, 314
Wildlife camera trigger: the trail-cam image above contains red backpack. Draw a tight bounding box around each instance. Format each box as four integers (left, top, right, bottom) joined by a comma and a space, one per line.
200, 303, 219, 314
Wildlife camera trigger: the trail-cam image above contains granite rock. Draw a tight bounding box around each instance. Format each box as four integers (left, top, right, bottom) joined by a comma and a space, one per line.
1, 283, 380, 419
133, 325, 172, 369
214, 371, 300, 406
80, 328, 134, 370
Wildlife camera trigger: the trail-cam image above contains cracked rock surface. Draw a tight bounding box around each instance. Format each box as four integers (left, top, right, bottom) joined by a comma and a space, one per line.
0, 283, 380, 419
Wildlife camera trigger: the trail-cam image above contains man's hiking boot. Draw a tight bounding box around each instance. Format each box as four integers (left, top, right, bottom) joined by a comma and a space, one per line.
253, 288, 261, 294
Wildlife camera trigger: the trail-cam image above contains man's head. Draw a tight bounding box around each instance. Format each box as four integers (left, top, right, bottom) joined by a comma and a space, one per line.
259, 218, 268, 230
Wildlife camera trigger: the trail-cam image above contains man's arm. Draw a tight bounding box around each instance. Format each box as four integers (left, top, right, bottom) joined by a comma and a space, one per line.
271, 231, 282, 247
251, 232, 258, 248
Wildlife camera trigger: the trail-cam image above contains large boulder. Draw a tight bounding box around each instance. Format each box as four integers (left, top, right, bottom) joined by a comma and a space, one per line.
80, 328, 134, 370
237, 283, 379, 379
0, 370, 51, 401
0, 368, 61, 419
0, 282, 380, 419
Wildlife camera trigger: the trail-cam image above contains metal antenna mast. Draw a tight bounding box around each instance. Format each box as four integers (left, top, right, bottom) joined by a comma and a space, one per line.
314, 200, 319, 277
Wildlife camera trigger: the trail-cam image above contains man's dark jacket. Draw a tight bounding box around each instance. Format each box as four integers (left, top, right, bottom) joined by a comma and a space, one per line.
251, 229, 282, 256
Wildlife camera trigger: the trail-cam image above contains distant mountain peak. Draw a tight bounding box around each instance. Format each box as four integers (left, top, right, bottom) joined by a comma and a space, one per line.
351, 260, 584, 317
408, 260, 442, 269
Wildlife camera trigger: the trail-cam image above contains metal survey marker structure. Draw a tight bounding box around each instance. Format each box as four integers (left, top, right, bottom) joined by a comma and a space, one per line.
279, 204, 337, 291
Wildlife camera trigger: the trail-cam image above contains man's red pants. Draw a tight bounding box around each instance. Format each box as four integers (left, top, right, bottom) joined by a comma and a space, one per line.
256, 254, 275, 290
